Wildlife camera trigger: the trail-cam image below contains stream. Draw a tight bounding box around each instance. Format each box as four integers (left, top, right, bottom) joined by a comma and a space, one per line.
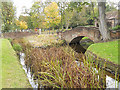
19, 39, 120, 89
19, 52, 39, 89
70, 39, 120, 89
20, 51, 120, 89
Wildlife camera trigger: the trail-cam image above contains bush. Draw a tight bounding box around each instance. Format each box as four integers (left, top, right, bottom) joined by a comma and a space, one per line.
8, 38, 12, 43
112, 25, 120, 30
13, 43, 22, 52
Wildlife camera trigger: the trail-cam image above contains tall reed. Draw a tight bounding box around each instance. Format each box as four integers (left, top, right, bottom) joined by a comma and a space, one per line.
24, 45, 105, 88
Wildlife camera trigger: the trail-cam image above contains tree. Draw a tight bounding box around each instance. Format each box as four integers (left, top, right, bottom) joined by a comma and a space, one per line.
1, 2, 16, 32
64, 9, 73, 30
63, 2, 89, 29
19, 15, 34, 29
106, 2, 117, 12
68, 2, 89, 13
16, 20, 28, 30
71, 7, 88, 27
44, 2, 61, 30
30, 1, 45, 29
98, 1, 110, 41
57, 2, 69, 29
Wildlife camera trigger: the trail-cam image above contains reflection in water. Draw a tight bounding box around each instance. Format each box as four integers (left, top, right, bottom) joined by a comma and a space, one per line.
69, 39, 94, 53
70, 43, 86, 53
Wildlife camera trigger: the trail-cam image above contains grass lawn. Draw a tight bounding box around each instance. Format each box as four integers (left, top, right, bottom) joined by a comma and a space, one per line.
0, 39, 31, 88
87, 39, 119, 65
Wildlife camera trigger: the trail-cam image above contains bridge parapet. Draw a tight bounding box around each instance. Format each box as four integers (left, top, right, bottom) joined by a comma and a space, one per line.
57, 26, 120, 44
58, 26, 101, 44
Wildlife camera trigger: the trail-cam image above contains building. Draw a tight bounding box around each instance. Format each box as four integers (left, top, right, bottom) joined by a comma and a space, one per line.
95, 10, 120, 29
106, 10, 119, 28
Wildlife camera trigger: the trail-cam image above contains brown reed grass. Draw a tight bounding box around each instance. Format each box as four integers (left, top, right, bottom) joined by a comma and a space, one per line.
24, 46, 104, 88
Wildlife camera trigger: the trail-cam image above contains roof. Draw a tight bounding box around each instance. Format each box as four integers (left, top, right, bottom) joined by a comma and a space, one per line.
106, 11, 119, 19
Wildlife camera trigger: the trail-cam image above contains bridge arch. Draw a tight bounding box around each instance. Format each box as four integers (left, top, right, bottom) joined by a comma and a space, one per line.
69, 36, 94, 53
58, 26, 100, 53
69, 36, 84, 44
59, 26, 101, 44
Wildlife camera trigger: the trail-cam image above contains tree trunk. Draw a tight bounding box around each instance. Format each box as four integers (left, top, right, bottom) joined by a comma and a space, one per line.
98, 1, 111, 41
66, 25, 69, 30
66, 22, 69, 30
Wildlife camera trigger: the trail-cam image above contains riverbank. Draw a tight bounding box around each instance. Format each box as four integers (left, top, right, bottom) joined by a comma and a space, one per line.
10, 34, 120, 88
1, 39, 31, 88
86, 39, 120, 73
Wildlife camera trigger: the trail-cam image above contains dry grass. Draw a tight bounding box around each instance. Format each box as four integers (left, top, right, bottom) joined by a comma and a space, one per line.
25, 34, 65, 47
24, 46, 105, 88
11, 38, 106, 88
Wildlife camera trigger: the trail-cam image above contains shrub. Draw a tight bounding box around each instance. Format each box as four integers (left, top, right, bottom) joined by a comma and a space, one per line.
13, 43, 22, 52
8, 38, 12, 43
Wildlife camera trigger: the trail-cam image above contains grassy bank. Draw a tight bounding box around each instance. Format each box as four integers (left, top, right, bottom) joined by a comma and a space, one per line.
87, 39, 119, 65
1, 39, 31, 88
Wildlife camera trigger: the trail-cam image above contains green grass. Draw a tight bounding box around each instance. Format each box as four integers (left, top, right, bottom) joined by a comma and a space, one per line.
82, 37, 89, 40
87, 39, 119, 65
0, 39, 31, 88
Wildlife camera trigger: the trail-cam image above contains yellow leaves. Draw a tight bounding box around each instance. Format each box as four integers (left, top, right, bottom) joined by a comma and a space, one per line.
16, 20, 20, 26
20, 21, 28, 29
16, 20, 28, 30
44, 2, 61, 28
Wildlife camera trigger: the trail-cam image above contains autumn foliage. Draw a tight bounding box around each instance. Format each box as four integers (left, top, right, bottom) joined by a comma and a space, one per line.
16, 20, 28, 30
44, 2, 61, 29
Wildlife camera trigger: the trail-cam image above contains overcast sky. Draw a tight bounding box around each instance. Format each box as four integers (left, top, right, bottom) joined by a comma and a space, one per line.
12, 0, 119, 18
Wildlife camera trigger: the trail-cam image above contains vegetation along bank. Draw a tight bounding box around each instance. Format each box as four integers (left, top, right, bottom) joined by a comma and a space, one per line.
86, 39, 120, 74
0, 39, 31, 88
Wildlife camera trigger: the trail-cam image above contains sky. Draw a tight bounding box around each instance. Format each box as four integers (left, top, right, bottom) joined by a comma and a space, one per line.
13, 0, 33, 18
12, 0, 120, 18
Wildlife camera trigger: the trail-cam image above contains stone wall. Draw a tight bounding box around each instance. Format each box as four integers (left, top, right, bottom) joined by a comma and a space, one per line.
110, 30, 120, 39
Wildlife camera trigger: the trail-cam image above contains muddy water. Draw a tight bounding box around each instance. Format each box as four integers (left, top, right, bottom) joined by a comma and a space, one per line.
70, 40, 120, 89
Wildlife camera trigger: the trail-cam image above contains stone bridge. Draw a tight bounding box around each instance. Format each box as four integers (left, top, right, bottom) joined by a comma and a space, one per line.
58, 26, 120, 44
58, 26, 101, 44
